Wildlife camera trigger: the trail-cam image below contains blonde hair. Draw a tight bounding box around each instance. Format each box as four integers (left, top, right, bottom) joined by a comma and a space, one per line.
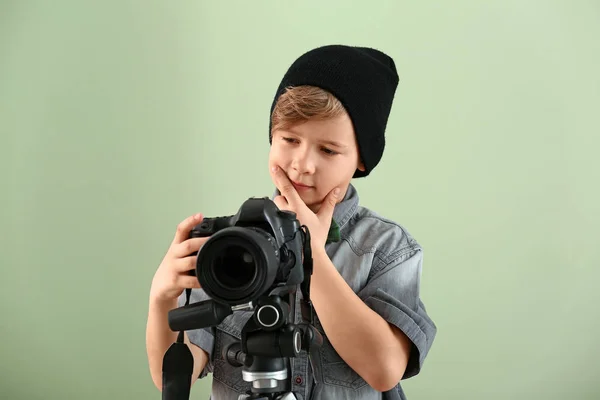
271, 85, 348, 134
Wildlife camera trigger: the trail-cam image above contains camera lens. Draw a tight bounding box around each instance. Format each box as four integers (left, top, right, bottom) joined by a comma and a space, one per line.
196, 227, 280, 305
213, 245, 257, 290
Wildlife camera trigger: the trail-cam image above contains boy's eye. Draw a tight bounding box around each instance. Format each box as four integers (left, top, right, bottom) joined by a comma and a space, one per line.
281, 137, 338, 155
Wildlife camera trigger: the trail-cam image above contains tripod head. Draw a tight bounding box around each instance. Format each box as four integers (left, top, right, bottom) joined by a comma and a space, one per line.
222, 293, 323, 399
165, 291, 322, 400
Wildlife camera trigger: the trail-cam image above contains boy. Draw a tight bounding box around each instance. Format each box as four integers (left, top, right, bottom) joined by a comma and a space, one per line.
146, 44, 437, 400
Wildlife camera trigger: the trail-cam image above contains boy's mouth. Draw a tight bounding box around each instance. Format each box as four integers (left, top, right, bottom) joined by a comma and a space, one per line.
291, 180, 313, 191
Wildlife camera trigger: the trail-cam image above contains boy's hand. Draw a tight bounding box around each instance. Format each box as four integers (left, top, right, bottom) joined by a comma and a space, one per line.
150, 213, 209, 304
270, 165, 340, 250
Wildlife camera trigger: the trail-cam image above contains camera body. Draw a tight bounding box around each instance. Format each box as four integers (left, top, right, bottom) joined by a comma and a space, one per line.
189, 197, 305, 307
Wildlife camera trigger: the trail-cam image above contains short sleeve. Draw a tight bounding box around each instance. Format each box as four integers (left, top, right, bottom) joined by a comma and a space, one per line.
177, 288, 215, 379
357, 247, 437, 379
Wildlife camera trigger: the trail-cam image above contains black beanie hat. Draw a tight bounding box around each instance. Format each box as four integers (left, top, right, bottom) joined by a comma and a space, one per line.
269, 44, 399, 178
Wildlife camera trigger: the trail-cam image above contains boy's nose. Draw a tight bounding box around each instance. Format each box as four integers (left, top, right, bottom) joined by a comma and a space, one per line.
291, 151, 316, 175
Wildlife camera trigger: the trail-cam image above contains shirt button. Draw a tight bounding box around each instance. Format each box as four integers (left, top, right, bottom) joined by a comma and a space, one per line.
295, 375, 303, 385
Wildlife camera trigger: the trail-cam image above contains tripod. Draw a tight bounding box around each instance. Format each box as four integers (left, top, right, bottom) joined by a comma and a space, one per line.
222, 294, 322, 400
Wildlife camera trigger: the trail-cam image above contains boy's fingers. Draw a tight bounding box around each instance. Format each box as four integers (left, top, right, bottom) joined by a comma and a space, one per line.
273, 195, 289, 211
317, 187, 340, 222
172, 237, 209, 258
172, 255, 198, 273
270, 166, 301, 207
172, 213, 203, 245
179, 275, 202, 289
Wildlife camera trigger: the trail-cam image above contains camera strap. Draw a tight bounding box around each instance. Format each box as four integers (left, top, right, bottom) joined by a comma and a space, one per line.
299, 225, 326, 388
161, 288, 194, 400
300, 218, 339, 322
299, 225, 315, 325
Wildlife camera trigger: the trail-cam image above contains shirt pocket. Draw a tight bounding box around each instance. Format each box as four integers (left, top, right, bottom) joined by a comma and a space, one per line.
314, 315, 369, 390
212, 311, 254, 393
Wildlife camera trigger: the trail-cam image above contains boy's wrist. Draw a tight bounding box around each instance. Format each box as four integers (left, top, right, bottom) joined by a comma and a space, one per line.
310, 245, 328, 262
310, 246, 334, 276
149, 293, 178, 313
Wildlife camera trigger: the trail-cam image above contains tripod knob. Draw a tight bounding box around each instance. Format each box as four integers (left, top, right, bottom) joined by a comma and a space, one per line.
298, 324, 323, 352
279, 326, 303, 357
254, 297, 289, 331
256, 304, 280, 328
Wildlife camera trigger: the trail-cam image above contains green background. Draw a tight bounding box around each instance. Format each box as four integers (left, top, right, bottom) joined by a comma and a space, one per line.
1, 1, 599, 399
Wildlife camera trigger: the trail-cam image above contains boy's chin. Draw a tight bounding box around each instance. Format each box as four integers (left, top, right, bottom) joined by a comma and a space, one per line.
300, 194, 325, 213
297, 191, 318, 203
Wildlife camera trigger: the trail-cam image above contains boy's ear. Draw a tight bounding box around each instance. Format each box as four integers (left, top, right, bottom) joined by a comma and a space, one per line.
357, 160, 366, 171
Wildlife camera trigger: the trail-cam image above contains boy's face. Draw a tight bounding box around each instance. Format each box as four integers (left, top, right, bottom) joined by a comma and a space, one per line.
269, 113, 365, 213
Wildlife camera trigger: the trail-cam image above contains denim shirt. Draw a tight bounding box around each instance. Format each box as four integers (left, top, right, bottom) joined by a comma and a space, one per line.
178, 184, 437, 400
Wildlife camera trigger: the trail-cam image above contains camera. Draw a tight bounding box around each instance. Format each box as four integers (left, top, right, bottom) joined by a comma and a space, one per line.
190, 196, 306, 306
164, 197, 322, 400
